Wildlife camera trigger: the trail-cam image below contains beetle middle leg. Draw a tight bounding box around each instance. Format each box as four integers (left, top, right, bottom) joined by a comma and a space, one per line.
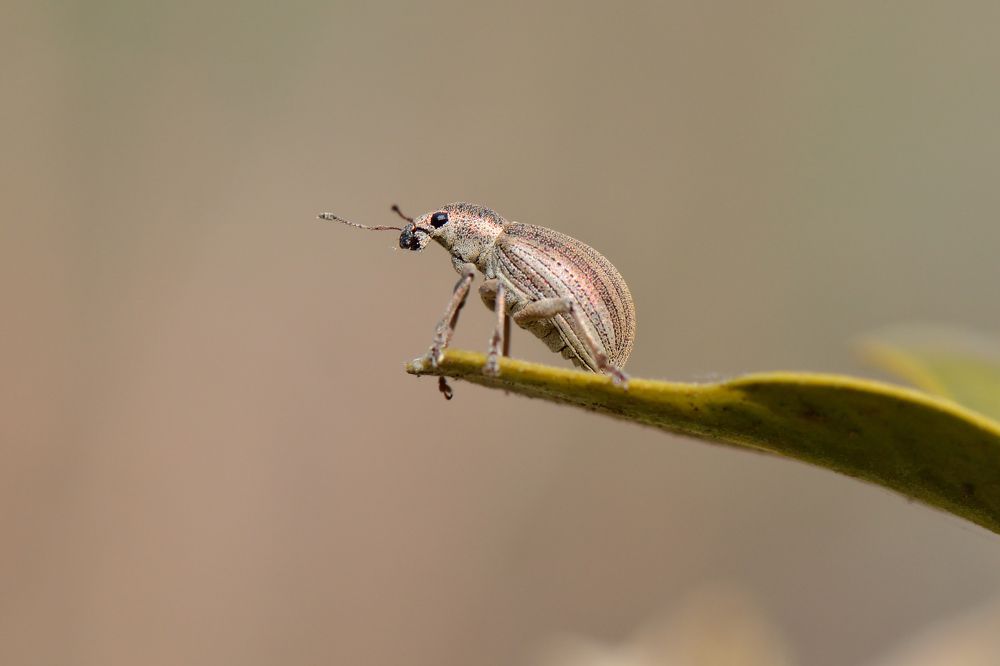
426, 263, 477, 366
513, 297, 629, 386
483, 282, 507, 376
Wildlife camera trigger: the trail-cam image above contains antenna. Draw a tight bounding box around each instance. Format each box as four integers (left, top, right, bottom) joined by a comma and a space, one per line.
390, 204, 414, 224
317, 212, 402, 232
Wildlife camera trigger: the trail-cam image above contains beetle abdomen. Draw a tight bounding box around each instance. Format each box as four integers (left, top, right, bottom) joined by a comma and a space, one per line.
496, 222, 635, 369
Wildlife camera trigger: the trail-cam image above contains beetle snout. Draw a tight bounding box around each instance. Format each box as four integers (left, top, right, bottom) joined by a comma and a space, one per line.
398, 228, 418, 250
399, 223, 429, 251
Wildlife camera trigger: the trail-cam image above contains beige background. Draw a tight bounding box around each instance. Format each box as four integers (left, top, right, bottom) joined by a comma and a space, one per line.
3, 1, 1000, 664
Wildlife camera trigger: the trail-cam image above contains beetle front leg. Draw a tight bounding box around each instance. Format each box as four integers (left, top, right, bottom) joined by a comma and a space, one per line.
426, 263, 476, 366
483, 281, 507, 376
514, 297, 629, 386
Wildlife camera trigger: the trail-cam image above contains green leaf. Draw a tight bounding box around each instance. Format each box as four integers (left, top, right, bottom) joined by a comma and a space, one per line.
407, 350, 1000, 534
861, 326, 1000, 422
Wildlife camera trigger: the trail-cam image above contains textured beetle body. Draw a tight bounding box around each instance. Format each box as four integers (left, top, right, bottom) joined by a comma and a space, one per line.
489, 223, 635, 371
402, 202, 635, 378
320, 201, 636, 387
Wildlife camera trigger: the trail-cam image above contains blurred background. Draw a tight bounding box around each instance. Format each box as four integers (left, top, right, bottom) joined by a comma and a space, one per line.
3, 1, 1000, 664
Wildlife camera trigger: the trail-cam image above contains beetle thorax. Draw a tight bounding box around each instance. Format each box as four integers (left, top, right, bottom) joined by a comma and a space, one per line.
430, 203, 506, 266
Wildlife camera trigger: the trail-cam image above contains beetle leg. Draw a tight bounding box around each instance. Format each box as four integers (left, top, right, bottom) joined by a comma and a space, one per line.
480, 278, 511, 360
512, 297, 575, 324
478, 279, 499, 311
514, 297, 629, 387
503, 313, 511, 358
483, 282, 507, 376
567, 304, 629, 386
426, 263, 476, 366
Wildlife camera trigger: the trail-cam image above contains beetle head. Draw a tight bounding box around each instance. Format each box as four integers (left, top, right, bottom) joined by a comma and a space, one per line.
398, 202, 506, 263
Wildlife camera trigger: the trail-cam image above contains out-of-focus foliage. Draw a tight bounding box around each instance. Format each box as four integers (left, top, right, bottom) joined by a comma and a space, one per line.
533, 584, 1000, 666
862, 326, 1000, 422
534, 585, 792, 666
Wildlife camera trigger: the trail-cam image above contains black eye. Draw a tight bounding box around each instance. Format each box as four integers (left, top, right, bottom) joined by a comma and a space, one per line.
431, 212, 449, 228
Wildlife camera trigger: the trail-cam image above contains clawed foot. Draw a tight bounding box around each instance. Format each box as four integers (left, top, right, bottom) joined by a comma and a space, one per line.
424, 341, 446, 368
437, 376, 454, 400
483, 352, 500, 377
607, 366, 630, 389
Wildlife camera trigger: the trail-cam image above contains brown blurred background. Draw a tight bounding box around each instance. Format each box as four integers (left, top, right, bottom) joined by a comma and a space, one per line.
3, 1, 1000, 664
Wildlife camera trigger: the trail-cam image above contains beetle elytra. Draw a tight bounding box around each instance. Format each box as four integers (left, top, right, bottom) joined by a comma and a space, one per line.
319, 202, 636, 389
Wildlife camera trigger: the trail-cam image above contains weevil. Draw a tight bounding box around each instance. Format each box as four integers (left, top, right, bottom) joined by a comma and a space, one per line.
318, 203, 636, 392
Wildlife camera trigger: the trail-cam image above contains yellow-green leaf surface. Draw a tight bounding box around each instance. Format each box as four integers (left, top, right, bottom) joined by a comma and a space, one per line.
407, 350, 1000, 534
861, 326, 1000, 422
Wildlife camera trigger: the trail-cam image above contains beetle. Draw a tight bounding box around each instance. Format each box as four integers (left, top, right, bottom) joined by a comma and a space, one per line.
319, 202, 636, 387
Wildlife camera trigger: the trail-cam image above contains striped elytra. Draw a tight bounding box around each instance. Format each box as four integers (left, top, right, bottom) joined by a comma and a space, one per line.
495, 223, 635, 371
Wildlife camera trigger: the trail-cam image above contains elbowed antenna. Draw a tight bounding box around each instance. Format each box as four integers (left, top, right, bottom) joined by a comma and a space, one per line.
317, 212, 402, 232
390, 204, 414, 224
